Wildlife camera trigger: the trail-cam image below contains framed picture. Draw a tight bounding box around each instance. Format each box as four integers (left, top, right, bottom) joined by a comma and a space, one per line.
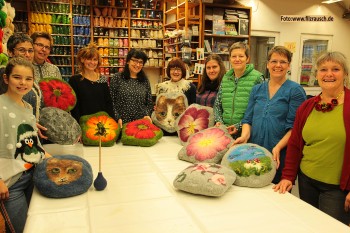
238, 19, 249, 35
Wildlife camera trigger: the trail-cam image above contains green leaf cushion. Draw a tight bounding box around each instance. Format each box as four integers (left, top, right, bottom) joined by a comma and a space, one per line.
178, 126, 234, 164
33, 155, 93, 198
151, 92, 188, 133
39, 78, 76, 112
121, 119, 163, 147
79, 111, 120, 147
221, 143, 277, 188
173, 163, 236, 197
175, 103, 214, 145
39, 107, 81, 145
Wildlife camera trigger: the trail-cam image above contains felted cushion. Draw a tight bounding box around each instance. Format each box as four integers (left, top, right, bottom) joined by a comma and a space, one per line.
39, 107, 81, 145
33, 155, 93, 198
151, 92, 188, 133
175, 103, 214, 145
178, 126, 234, 163
221, 143, 277, 188
79, 111, 120, 147
39, 78, 76, 112
121, 119, 163, 147
173, 163, 236, 197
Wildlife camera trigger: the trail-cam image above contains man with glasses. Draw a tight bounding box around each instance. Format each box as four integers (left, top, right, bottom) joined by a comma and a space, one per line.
30, 32, 62, 81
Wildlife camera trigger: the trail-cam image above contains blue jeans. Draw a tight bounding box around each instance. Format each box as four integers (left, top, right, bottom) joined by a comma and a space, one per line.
3, 170, 34, 233
298, 171, 350, 225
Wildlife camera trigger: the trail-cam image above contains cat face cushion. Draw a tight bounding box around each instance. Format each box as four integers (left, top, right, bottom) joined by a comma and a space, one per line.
151, 92, 188, 133
33, 155, 93, 198
79, 111, 120, 147
39, 107, 81, 145
121, 119, 163, 147
175, 103, 214, 145
221, 143, 277, 188
178, 126, 234, 164
173, 163, 236, 197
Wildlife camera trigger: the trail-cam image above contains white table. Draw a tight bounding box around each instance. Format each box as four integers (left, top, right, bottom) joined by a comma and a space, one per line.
24, 137, 350, 233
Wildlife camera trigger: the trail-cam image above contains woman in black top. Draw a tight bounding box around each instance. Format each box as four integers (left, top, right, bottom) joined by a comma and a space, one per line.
69, 43, 114, 122
109, 49, 153, 125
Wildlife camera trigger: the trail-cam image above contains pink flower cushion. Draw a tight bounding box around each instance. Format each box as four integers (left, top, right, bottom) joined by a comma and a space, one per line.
221, 143, 277, 188
178, 126, 234, 164
175, 103, 214, 145
151, 92, 188, 133
121, 119, 163, 147
173, 163, 236, 197
39, 78, 77, 112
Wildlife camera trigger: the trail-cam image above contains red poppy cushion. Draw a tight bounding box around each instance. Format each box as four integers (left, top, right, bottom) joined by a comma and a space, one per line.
121, 119, 163, 147
221, 143, 277, 188
178, 126, 234, 164
175, 103, 214, 145
39, 78, 76, 112
79, 111, 121, 147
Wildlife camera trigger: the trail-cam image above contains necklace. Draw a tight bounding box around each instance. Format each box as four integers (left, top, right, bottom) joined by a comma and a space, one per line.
82, 72, 99, 84
315, 90, 344, 112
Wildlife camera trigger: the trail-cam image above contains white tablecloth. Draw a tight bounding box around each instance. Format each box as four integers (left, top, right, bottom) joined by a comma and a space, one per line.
24, 137, 350, 233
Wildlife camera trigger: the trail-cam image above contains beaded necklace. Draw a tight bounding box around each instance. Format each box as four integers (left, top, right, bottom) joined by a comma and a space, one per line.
315, 90, 344, 113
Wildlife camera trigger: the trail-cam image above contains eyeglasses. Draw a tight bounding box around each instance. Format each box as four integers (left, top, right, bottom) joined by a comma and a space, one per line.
130, 58, 144, 66
34, 43, 51, 51
269, 60, 289, 65
14, 47, 34, 55
170, 67, 182, 72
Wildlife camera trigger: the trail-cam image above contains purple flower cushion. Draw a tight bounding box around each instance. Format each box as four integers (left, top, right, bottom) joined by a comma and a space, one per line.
178, 126, 234, 164
173, 163, 236, 197
221, 143, 277, 188
151, 92, 188, 133
175, 103, 214, 145
33, 155, 93, 198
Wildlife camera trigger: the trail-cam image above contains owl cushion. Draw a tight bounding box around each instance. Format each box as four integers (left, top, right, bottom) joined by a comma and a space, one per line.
151, 92, 188, 133
121, 119, 163, 147
178, 126, 234, 164
39, 107, 81, 145
79, 111, 121, 147
173, 163, 236, 197
221, 143, 277, 188
33, 155, 93, 198
175, 103, 214, 145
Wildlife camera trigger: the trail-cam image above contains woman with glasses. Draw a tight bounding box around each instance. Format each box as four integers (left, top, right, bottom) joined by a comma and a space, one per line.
196, 54, 226, 107
156, 57, 196, 105
233, 46, 307, 183
213, 42, 263, 137
69, 43, 115, 123
109, 49, 153, 126
30, 32, 62, 81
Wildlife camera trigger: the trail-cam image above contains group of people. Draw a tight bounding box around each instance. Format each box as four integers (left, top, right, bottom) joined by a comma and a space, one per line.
0, 33, 349, 233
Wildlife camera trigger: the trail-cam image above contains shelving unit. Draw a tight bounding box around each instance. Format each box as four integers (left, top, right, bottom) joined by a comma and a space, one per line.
163, 0, 202, 83
202, 3, 251, 70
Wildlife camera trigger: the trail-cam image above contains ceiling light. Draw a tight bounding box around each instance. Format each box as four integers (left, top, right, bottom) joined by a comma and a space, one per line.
321, 0, 342, 4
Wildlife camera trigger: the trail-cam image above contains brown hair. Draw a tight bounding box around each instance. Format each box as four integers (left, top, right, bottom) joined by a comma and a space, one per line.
267, 46, 292, 63
76, 43, 101, 73
166, 57, 186, 79
229, 42, 250, 58
30, 31, 53, 46
197, 54, 226, 94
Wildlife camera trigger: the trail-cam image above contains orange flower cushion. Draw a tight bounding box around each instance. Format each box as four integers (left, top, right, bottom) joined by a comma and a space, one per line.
79, 111, 120, 147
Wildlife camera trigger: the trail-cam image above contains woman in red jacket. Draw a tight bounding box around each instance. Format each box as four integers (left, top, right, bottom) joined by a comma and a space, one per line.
273, 51, 350, 225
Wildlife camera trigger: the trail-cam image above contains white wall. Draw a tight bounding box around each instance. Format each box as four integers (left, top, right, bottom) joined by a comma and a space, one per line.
250, 0, 350, 95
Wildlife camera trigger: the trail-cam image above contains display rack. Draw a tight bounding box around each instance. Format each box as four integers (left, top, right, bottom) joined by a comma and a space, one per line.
163, 0, 202, 83
202, 3, 251, 70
